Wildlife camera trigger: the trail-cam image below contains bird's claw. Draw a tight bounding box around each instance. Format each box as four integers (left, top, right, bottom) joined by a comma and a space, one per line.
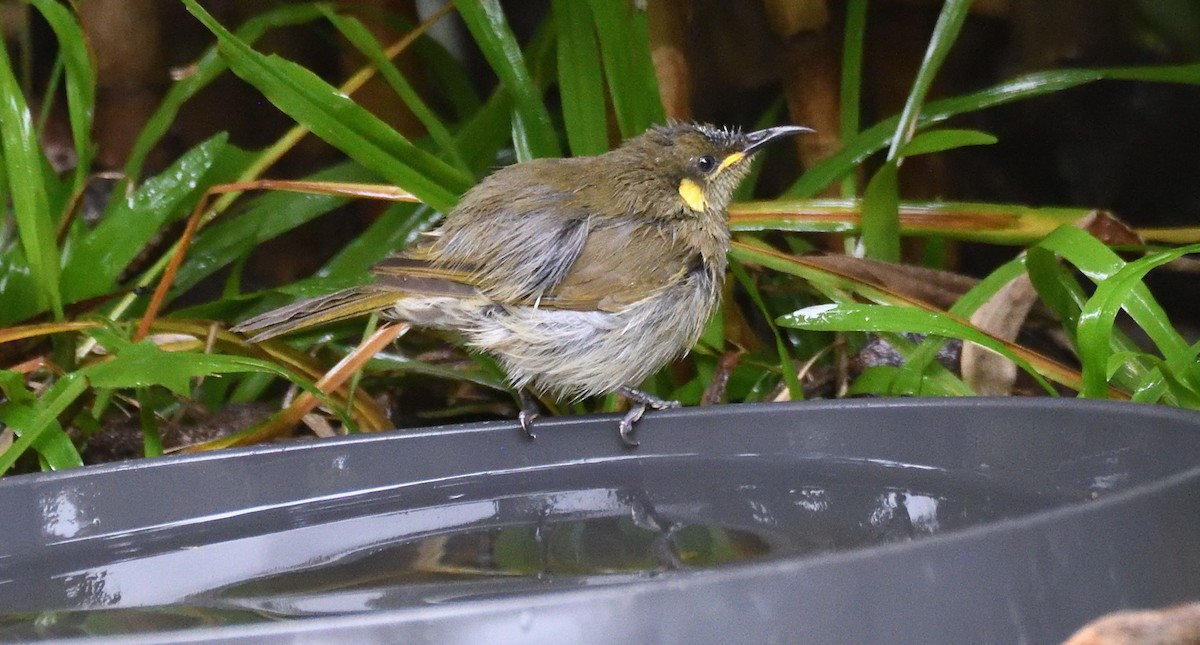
518, 390, 541, 440
615, 387, 680, 447
618, 403, 647, 447
519, 408, 539, 440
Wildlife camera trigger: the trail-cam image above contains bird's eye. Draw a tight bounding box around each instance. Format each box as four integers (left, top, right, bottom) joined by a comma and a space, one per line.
697, 155, 717, 173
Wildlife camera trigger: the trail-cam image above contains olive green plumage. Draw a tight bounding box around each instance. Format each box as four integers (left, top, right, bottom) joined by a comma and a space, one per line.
233, 122, 809, 443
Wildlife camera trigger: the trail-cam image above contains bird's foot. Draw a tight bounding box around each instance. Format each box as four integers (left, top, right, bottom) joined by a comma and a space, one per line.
518, 390, 541, 440
618, 403, 647, 447
616, 386, 680, 447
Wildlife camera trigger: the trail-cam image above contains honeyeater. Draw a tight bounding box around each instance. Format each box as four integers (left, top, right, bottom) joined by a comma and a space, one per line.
233, 123, 810, 445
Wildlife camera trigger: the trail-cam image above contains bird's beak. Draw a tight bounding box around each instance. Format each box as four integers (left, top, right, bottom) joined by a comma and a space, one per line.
717, 125, 813, 173
742, 125, 814, 156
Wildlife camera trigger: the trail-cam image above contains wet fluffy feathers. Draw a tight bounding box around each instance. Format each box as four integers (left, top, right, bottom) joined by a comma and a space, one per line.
233, 123, 759, 399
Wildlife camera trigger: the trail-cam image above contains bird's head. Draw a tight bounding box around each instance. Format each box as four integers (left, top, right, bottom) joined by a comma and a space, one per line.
619, 122, 812, 217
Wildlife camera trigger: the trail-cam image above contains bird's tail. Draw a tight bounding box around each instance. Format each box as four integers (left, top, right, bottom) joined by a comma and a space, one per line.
231, 286, 404, 343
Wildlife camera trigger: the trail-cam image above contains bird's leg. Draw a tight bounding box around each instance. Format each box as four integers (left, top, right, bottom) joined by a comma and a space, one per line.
618, 386, 680, 410
616, 386, 680, 447
627, 491, 684, 570
518, 389, 541, 440
617, 402, 647, 447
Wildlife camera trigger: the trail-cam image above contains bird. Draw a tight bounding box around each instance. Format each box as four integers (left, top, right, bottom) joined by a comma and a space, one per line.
232, 122, 811, 446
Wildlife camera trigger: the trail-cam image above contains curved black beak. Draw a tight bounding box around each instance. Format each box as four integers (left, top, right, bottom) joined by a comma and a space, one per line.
742, 125, 814, 156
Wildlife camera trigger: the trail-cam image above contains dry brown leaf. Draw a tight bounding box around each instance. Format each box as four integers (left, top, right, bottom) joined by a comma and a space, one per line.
1078, 210, 1144, 247
964, 274, 1039, 395
1061, 603, 1200, 645
0, 427, 13, 455
801, 255, 979, 310
302, 412, 337, 439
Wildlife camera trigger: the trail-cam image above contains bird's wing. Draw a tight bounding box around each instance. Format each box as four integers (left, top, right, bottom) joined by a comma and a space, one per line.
537, 221, 699, 311
372, 219, 697, 313
372, 159, 698, 312
372, 199, 589, 304
369, 256, 480, 299
407, 164, 594, 304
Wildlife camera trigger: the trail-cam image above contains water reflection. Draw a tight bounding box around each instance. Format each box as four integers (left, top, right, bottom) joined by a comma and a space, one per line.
39, 487, 91, 539
217, 514, 770, 603
0, 606, 274, 641
62, 571, 120, 608
790, 487, 830, 512
0, 459, 1072, 638
867, 491, 941, 540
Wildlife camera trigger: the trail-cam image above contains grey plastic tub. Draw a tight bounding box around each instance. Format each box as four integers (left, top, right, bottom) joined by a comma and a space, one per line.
1, 398, 1199, 644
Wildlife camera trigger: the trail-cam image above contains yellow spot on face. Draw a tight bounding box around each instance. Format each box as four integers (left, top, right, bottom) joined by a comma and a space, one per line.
718, 151, 745, 173
679, 177, 708, 211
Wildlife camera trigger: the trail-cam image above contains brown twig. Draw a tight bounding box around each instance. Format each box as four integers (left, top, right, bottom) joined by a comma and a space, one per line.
181, 323, 408, 450
133, 180, 420, 342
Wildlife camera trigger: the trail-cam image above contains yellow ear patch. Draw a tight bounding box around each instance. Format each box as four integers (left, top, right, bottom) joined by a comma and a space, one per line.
718, 151, 745, 172
679, 178, 708, 211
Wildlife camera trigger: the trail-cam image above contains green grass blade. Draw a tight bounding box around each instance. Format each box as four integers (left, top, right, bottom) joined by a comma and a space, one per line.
899, 255, 1028, 384
850, 363, 971, 397
0, 145, 35, 321
789, 62, 1200, 198
779, 303, 1056, 394
886, 0, 972, 160
0, 133, 7, 227
178, 161, 378, 294
82, 330, 352, 425
899, 128, 997, 157
1026, 226, 1165, 396
951, 256, 1029, 317
455, 87, 515, 170
1076, 243, 1200, 398
510, 110, 536, 162
862, 129, 996, 261
412, 29, 482, 121
319, 202, 438, 280
850, 333, 973, 397
182, 0, 470, 212
735, 241, 1086, 392
861, 162, 899, 261
0, 373, 87, 475
60, 134, 230, 302
27, 0, 95, 189
730, 242, 895, 305
452, 23, 558, 171
1036, 226, 1188, 361
0, 29, 62, 320
553, 0, 607, 156
1131, 364, 1169, 403
729, 199, 1122, 245
125, 4, 326, 181
0, 399, 84, 472
1159, 364, 1200, 408
84, 339, 263, 395
365, 350, 509, 391
839, 0, 868, 197
321, 7, 471, 174
263, 59, 470, 207
136, 387, 164, 457
0, 371, 33, 406
34, 56, 62, 135
730, 262, 802, 400
1024, 244, 1088, 334
586, 0, 663, 137
455, 0, 560, 158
